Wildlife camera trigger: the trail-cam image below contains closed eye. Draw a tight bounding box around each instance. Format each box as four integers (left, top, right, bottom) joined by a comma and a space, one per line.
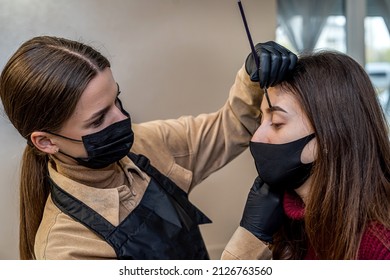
91, 114, 105, 128
270, 122, 283, 129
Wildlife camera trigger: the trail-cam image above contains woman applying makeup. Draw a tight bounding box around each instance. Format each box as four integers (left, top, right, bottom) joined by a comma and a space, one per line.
0, 36, 296, 260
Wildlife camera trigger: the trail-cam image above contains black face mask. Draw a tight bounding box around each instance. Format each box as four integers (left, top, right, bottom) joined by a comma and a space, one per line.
249, 134, 316, 190
49, 98, 134, 169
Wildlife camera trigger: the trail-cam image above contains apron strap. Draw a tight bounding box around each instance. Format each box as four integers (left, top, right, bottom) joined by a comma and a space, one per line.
128, 152, 211, 226
48, 177, 116, 239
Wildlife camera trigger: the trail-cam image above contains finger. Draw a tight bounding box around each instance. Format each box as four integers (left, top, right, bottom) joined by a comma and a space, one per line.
273, 54, 289, 87
258, 49, 271, 88
252, 176, 265, 192
288, 52, 298, 71
263, 41, 297, 86
272, 52, 297, 86
245, 52, 260, 82
261, 44, 283, 87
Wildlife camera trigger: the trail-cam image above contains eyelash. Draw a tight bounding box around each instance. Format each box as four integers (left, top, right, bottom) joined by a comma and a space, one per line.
90, 88, 121, 128
91, 114, 105, 128
260, 116, 283, 128
270, 122, 283, 129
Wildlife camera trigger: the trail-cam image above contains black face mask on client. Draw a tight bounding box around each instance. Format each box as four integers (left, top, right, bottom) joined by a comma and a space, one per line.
249, 134, 316, 190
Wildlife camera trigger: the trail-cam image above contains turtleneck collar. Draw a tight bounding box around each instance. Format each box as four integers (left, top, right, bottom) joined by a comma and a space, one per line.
49, 153, 145, 189
283, 191, 305, 220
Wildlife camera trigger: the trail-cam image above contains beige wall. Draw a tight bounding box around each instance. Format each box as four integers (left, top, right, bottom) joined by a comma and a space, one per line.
0, 0, 276, 259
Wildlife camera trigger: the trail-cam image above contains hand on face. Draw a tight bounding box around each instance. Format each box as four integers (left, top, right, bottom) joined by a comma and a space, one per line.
240, 177, 284, 243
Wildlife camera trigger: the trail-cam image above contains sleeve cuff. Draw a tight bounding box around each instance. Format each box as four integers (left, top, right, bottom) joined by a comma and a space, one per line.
221, 226, 272, 260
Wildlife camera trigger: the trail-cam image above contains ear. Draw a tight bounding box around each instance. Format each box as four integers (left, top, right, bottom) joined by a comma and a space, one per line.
30, 131, 59, 154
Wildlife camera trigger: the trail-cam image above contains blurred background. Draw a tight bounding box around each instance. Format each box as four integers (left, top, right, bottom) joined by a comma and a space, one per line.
0, 0, 389, 259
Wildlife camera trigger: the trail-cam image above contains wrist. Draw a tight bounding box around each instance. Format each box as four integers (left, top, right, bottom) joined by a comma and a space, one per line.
239, 221, 273, 244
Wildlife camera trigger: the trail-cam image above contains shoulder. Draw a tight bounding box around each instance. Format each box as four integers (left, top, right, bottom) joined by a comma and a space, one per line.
35, 195, 116, 260
132, 122, 182, 169
358, 221, 390, 260
132, 123, 193, 192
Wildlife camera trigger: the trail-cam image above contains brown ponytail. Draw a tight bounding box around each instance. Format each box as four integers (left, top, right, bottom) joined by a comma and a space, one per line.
19, 146, 50, 259
0, 36, 110, 259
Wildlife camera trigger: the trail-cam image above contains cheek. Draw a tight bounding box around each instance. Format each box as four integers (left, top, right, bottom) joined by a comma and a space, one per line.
60, 140, 88, 158
301, 139, 317, 163
251, 124, 270, 143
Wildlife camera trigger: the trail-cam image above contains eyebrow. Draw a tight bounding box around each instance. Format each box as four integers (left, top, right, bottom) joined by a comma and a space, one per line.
83, 106, 110, 127
260, 105, 288, 115
268, 106, 287, 113
83, 84, 120, 127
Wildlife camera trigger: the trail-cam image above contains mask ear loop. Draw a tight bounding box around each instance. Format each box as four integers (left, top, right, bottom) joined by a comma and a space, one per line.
115, 83, 130, 117
237, 0, 272, 109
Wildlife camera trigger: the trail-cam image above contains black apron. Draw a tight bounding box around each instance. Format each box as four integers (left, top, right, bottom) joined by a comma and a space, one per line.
48, 153, 212, 259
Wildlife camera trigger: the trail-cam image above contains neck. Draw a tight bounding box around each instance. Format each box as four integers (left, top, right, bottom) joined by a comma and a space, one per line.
54, 151, 79, 165
49, 153, 126, 189
294, 176, 312, 205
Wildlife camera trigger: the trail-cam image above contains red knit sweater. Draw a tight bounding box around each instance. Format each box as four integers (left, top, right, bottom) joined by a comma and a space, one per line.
283, 191, 390, 260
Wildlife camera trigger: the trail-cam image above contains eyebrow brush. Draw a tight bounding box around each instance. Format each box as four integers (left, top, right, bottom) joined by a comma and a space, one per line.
237, 0, 272, 108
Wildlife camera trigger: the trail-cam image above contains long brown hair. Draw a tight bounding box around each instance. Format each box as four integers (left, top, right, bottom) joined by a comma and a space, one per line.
272, 51, 390, 259
0, 36, 110, 259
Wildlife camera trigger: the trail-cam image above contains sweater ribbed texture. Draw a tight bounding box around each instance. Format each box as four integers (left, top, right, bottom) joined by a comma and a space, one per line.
283, 192, 390, 259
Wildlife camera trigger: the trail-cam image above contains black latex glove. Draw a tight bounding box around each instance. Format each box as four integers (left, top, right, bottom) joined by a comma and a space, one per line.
240, 176, 284, 243
245, 41, 297, 88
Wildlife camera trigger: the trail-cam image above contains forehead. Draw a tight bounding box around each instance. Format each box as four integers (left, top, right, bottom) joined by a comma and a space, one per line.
261, 86, 302, 112
71, 68, 116, 118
